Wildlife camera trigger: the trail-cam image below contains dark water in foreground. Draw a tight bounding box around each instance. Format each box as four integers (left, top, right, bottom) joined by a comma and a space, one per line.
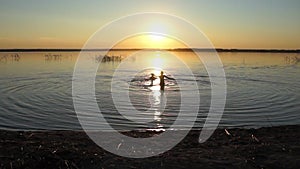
0, 51, 299, 130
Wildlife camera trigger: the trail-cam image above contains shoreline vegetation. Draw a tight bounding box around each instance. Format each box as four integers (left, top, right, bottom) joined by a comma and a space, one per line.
0, 125, 299, 169
0, 48, 299, 53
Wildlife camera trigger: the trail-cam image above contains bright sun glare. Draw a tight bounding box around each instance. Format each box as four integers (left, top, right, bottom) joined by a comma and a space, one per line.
149, 34, 165, 42
146, 34, 169, 49
114, 34, 186, 49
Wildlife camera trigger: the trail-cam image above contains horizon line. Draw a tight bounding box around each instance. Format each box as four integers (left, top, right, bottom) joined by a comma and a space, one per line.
0, 48, 299, 53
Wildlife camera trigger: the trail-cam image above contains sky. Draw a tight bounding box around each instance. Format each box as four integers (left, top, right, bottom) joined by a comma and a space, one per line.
0, 0, 299, 49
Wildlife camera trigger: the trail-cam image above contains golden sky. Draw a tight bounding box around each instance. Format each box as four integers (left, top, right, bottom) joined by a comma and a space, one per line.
0, 0, 299, 49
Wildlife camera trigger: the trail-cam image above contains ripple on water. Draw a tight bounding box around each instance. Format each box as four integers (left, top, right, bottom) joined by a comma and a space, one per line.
0, 74, 80, 130
0, 56, 299, 130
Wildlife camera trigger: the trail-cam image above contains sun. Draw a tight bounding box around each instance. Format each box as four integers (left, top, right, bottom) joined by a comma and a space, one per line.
149, 34, 165, 43
113, 34, 185, 49
143, 34, 170, 49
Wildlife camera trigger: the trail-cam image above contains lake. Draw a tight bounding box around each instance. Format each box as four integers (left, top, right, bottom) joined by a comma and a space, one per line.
0, 51, 299, 131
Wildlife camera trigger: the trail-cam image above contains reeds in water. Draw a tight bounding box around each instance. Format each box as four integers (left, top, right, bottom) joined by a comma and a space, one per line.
95, 55, 122, 63
0, 53, 21, 63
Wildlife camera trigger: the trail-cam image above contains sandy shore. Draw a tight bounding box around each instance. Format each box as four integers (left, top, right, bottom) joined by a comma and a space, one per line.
0, 125, 299, 169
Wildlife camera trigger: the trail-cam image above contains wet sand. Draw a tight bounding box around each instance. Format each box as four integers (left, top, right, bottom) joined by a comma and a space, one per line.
0, 125, 299, 169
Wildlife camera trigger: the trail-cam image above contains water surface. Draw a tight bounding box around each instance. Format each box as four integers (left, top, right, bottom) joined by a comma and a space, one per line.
0, 51, 299, 130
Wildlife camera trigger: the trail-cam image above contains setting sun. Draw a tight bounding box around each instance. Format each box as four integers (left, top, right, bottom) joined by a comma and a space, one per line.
114, 34, 186, 49
149, 34, 165, 43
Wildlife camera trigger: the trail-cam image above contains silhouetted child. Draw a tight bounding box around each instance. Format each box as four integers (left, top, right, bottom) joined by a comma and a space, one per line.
148, 73, 157, 86
159, 71, 174, 90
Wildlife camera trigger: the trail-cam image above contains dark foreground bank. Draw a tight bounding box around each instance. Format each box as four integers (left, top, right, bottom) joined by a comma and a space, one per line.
0, 125, 299, 169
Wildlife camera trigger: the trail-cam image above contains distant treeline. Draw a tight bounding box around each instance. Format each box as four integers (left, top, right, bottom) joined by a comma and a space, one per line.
0, 48, 299, 53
